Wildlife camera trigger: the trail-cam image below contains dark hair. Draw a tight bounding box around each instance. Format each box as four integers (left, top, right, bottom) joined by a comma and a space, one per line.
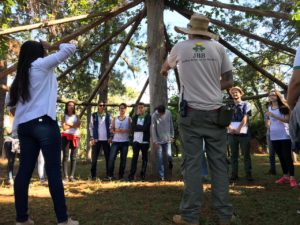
268, 90, 290, 115
156, 105, 166, 114
119, 103, 127, 109
9, 41, 44, 106
137, 102, 144, 106
64, 101, 76, 115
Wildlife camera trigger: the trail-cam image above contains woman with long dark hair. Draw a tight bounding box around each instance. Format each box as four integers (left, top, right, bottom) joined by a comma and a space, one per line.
265, 90, 298, 187
61, 101, 80, 182
8, 40, 79, 225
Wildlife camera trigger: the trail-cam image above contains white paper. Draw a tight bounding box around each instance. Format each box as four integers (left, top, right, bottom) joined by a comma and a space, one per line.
229, 122, 248, 134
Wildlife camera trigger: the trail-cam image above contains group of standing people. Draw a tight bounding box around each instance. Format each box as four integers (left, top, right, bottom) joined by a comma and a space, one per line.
89, 101, 174, 182
3, 11, 300, 225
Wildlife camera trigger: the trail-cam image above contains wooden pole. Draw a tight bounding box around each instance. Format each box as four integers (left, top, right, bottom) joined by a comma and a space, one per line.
188, 0, 291, 20
79, 10, 146, 118
172, 5, 288, 91
58, 11, 143, 80
166, 2, 295, 55
129, 77, 149, 116
0, 0, 142, 36
0, 0, 143, 79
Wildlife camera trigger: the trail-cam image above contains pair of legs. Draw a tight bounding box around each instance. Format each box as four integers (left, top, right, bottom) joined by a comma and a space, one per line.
156, 142, 172, 180
272, 139, 294, 176
108, 142, 129, 179
61, 137, 78, 179
90, 140, 110, 178
266, 133, 276, 174
228, 134, 252, 179
4, 141, 17, 182
128, 142, 149, 180
178, 110, 233, 225
15, 115, 68, 223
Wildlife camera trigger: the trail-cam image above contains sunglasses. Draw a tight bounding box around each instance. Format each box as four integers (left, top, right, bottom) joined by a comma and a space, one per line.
98, 105, 105, 107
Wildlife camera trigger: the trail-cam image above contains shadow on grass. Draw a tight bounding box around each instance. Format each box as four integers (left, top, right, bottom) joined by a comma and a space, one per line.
1, 155, 300, 225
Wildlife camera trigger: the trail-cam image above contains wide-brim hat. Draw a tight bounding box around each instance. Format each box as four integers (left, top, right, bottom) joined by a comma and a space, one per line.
174, 13, 218, 40
229, 86, 244, 96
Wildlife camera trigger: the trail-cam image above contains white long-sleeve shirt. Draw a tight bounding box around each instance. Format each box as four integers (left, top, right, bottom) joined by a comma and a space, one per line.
13, 43, 76, 132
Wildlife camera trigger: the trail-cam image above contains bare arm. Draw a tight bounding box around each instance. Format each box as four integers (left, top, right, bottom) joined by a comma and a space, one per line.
160, 59, 171, 76
287, 69, 300, 110
266, 111, 290, 123
220, 70, 233, 90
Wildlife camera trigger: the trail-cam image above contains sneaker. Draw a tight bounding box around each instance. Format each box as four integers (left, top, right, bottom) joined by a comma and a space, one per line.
290, 178, 298, 187
69, 177, 75, 182
172, 215, 199, 225
16, 218, 34, 225
275, 176, 289, 184
58, 218, 79, 225
7, 178, 14, 186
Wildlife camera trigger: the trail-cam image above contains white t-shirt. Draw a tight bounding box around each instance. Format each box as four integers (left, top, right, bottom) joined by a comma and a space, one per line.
133, 117, 145, 143
13, 43, 76, 132
62, 114, 80, 135
293, 46, 300, 69
168, 39, 232, 110
268, 106, 290, 141
113, 116, 130, 142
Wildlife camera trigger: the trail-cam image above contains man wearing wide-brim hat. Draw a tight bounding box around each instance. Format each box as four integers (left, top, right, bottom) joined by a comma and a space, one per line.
228, 86, 253, 183
161, 13, 234, 225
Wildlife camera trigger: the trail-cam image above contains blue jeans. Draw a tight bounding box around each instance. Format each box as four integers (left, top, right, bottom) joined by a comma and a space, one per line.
15, 115, 68, 223
4, 141, 17, 180
108, 142, 129, 178
156, 143, 172, 179
91, 140, 110, 178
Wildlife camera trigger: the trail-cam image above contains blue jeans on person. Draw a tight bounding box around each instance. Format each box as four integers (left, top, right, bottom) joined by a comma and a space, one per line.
91, 140, 110, 178
15, 115, 68, 223
108, 141, 129, 179
156, 142, 172, 179
4, 141, 17, 181
128, 142, 149, 180
266, 133, 276, 172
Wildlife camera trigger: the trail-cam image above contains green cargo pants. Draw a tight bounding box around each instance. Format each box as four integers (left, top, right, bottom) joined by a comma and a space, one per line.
178, 110, 233, 224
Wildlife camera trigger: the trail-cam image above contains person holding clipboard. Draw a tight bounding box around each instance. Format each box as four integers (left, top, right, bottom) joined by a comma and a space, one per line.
227, 86, 253, 182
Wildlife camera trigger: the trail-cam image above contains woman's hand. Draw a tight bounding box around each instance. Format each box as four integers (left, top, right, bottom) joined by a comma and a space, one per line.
265, 112, 272, 117
40, 40, 52, 50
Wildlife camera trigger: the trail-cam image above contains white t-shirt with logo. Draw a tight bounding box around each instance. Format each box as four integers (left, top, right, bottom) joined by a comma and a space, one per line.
168, 39, 232, 111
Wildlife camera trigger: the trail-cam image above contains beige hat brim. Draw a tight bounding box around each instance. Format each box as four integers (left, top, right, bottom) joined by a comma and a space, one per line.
229, 87, 244, 96
174, 26, 219, 40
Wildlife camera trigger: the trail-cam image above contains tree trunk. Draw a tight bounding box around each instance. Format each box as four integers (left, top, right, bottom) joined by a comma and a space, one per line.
98, 22, 111, 103
0, 60, 7, 157
146, 0, 167, 179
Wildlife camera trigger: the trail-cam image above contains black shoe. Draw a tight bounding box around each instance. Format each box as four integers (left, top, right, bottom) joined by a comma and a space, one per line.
168, 161, 173, 170
246, 173, 254, 182
127, 176, 134, 182
230, 175, 239, 182
266, 169, 276, 175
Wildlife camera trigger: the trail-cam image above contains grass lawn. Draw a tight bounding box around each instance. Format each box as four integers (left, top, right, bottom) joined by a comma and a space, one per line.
0, 153, 300, 225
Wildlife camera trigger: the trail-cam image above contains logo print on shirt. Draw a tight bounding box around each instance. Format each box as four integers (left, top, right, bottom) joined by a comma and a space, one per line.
193, 42, 205, 59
